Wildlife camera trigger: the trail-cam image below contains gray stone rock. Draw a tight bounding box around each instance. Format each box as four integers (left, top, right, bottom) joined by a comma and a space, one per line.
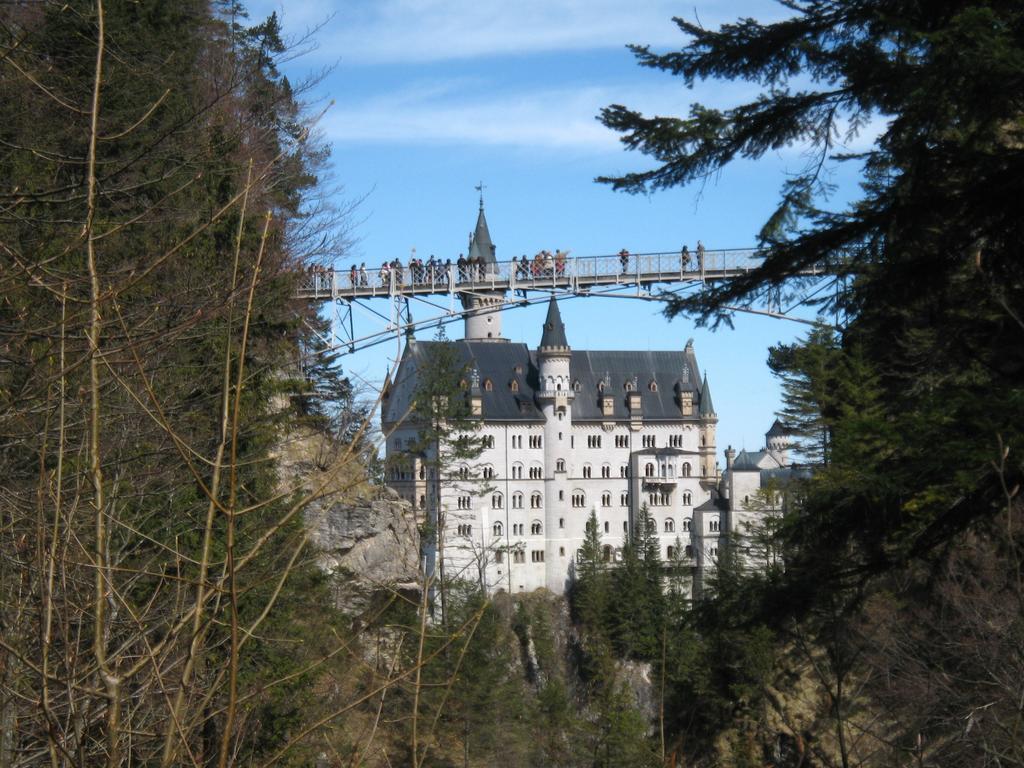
305, 495, 421, 614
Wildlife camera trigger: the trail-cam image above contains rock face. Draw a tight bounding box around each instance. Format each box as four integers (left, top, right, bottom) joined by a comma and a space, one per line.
304, 491, 421, 615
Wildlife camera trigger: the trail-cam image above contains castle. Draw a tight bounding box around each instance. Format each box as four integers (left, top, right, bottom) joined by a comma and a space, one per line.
382, 204, 793, 596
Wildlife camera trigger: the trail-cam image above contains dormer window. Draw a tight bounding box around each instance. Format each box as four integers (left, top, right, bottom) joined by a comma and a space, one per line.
648, 380, 658, 392
513, 364, 523, 374
459, 379, 468, 389
483, 378, 493, 391
509, 380, 519, 392
573, 380, 582, 392
624, 381, 635, 392
597, 381, 605, 393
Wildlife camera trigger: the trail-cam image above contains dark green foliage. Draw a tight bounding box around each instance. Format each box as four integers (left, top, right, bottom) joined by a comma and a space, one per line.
598, 2, 1024, 765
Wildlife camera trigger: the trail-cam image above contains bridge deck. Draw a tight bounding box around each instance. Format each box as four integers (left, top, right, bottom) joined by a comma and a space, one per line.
296, 248, 824, 301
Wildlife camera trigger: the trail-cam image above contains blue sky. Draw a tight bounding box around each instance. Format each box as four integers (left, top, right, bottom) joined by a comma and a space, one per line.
250, 0, 866, 458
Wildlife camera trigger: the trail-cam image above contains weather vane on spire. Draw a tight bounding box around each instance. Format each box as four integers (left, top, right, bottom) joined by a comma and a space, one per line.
475, 181, 486, 210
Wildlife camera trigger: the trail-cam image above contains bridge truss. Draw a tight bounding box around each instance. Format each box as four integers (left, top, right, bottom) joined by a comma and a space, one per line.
297, 248, 842, 358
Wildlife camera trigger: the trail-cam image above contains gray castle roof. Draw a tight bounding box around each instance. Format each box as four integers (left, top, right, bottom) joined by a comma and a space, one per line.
382, 338, 708, 425
766, 418, 789, 437
539, 297, 568, 349
467, 205, 497, 265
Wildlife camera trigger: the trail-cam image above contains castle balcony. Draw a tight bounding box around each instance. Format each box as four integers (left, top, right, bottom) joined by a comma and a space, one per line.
536, 389, 574, 409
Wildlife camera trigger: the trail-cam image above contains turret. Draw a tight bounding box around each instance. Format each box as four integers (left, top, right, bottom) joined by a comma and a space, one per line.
461, 198, 506, 340
765, 419, 791, 466
698, 373, 718, 483
536, 298, 572, 592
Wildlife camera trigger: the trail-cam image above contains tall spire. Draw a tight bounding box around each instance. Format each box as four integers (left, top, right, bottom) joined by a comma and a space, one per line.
539, 297, 568, 349
699, 372, 716, 416
467, 199, 496, 266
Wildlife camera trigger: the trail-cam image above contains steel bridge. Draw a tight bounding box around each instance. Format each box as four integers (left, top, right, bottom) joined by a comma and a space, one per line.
297, 248, 838, 356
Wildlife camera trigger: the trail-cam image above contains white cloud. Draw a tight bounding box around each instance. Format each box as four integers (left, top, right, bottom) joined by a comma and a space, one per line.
252, 0, 785, 65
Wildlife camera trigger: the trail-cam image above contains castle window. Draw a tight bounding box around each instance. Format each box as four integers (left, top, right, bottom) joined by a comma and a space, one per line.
513, 523, 523, 535
683, 518, 691, 532
620, 464, 629, 478
559, 490, 564, 501
512, 463, 523, 479
483, 378, 493, 391
531, 521, 543, 535
667, 546, 675, 559
645, 463, 654, 477
495, 550, 503, 564
642, 434, 655, 448
587, 435, 602, 449
572, 491, 586, 508
602, 546, 612, 563
514, 551, 525, 563
419, 494, 425, 508
529, 435, 542, 449
531, 492, 543, 509
620, 492, 628, 507
559, 517, 564, 529
624, 381, 635, 392
529, 465, 542, 479
531, 550, 545, 563
583, 464, 592, 479
682, 491, 692, 505
492, 493, 503, 509
482, 466, 494, 479
649, 380, 658, 392
419, 464, 426, 480
559, 547, 565, 556
615, 435, 629, 448
601, 492, 611, 507
512, 492, 523, 509
484, 435, 495, 449
556, 459, 565, 472
664, 518, 675, 533
457, 524, 472, 536
682, 462, 691, 477
710, 519, 720, 532
493, 521, 503, 537
710, 546, 718, 558
509, 380, 519, 392
457, 495, 471, 509
603, 521, 610, 533
601, 464, 611, 478
573, 380, 581, 391
623, 521, 628, 532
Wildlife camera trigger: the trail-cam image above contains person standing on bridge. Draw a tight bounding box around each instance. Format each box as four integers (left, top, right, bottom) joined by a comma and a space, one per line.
359, 262, 368, 286
555, 249, 568, 276
619, 248, 630, 273
349, 264, 357, 287
696, 240, 706, 273
681, 244, 690, 271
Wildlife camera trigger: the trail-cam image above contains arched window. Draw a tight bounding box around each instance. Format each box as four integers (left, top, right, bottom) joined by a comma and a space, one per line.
682, 491, 692, 505
573, 380, 582, 391
492, 493, 503, 509
597, 381, 605, 393
681, 462, 691, 477
531, 521, 543, 535
492, 521, 503, 537
483, 378, 493, 391
667, 545, 675, 559
482, 465, 494, 479
682, 518, 691, 532
603, 520, 610, 533
583, 463, 592, 478
645, 462, 654, 477
665, 518, 675, 533
572, 490, 586, 508
512, 492, 523, 509
531, 492, 543, 509
601, 463, 611, 478
509, 379, 519, 392
512, 462, 523, 479
648, 380, 658, 392
556, 458, 566, 472
602, 545, 612, 563
601, 492, 611, 507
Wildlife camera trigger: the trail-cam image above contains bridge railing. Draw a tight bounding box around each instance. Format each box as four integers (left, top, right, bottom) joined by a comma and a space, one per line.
297, 248, 769, 299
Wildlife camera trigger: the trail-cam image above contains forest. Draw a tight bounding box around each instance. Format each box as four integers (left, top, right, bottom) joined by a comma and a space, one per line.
1, 1, 1022, 766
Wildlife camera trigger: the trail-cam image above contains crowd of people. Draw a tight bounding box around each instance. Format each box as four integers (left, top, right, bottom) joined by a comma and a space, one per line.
336, 241, 709, 291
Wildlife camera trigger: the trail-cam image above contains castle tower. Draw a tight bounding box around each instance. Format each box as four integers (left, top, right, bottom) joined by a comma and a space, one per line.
535, 298, 573, 592
765, 419, 791, 466
698, 372, 718, 488
461, 198, 506, 340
